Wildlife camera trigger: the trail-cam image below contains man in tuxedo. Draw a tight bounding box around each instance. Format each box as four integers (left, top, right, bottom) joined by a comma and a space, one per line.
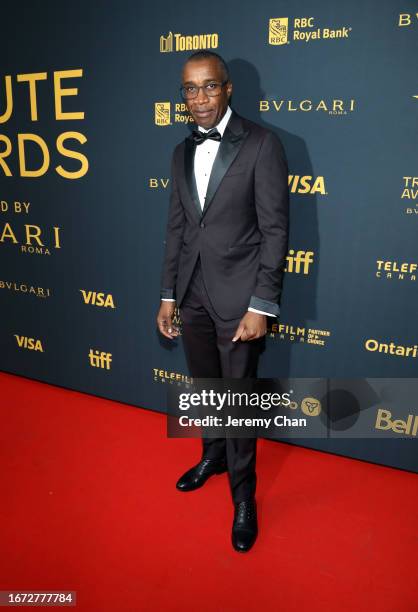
157, 51, 289, 552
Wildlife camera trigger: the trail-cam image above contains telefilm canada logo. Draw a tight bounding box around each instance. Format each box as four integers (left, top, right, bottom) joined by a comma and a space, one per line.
375, 259, 417, 282
268, 322, 331, 348
153, 368, 192, 386
268, 17, 352, 45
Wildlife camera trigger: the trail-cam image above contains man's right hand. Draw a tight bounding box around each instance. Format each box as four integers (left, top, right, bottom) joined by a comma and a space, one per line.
157, 300, 179, 339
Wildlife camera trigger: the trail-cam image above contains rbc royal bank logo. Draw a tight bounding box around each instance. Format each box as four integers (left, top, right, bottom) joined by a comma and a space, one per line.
269, 16, 351, 44
269, 18, 289, 45
154, 102, 196, 126
155, 102, 171, 126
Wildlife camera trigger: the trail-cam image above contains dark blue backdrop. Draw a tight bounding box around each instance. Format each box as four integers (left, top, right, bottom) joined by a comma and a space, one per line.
1, 0, 417, 471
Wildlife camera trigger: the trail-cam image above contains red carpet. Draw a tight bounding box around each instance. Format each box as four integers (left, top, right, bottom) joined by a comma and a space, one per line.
0, 371, 417, 611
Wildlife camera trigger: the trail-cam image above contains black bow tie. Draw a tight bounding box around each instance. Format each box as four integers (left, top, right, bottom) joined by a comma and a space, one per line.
192, 127, 222, 145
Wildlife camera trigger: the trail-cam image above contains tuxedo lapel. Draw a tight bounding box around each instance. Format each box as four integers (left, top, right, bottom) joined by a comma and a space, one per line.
202, 112, 249, 217
183, 110, 249, 219
184, 137, 202, 218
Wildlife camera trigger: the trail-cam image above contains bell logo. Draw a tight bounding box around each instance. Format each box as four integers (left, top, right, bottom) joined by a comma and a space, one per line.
375, 408, 418, 437
155, 102, 171, 126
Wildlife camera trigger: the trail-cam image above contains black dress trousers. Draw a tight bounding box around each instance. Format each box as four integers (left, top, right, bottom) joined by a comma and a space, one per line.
179, 254, 263, 503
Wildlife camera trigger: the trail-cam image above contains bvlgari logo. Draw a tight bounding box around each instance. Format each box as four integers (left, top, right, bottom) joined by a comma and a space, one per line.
160, 31, 219, 53
0, 280, 50, 297
154, 102, 194, 126
268, 17, 352, 45
260, 99, 355, 115
376, 260, 417, 282
149, 178, 170, 189
398, 13, 418, 27
0, 223, 62, 255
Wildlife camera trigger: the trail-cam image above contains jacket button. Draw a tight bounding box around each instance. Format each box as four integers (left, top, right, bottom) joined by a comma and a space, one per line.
200, 221, 205, 228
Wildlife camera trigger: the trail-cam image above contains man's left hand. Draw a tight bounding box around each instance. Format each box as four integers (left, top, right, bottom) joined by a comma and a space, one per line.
232, 312, 267, 342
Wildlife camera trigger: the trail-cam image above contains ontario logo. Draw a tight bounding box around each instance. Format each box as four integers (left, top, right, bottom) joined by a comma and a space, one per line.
364, 338, 418, 359
160, 31, 218, 53
154, 102, 195, 126
300, 397, 322, 417
269, 17, 352, 45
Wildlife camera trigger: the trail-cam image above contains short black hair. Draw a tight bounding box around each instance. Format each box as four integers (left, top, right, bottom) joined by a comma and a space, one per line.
184, 51, 230, 82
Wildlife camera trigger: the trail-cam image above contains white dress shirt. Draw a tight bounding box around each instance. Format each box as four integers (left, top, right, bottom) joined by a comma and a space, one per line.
194, 105, 232, 210
163, 105, 275, 318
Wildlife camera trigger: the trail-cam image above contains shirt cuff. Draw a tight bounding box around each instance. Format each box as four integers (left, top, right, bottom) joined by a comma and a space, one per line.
248, 307, 276, 318
160, 287, 175, 300
248, 295, 280, 317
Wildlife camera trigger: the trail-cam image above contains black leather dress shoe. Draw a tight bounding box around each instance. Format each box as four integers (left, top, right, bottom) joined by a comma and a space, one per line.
176, 457, 227, 492
231, 499, 258, 552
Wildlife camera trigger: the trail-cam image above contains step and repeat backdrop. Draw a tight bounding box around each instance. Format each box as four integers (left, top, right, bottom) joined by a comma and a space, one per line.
1, 1, 417, 471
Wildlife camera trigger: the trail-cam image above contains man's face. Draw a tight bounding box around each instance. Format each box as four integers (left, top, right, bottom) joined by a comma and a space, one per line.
181, 57, 232, 129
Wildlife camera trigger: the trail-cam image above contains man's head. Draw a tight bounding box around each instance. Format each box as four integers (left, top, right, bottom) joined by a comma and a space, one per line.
181, 51, 232, 129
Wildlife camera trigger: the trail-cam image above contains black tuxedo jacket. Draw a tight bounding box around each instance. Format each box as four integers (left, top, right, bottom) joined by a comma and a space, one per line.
160, 109, 289, 320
